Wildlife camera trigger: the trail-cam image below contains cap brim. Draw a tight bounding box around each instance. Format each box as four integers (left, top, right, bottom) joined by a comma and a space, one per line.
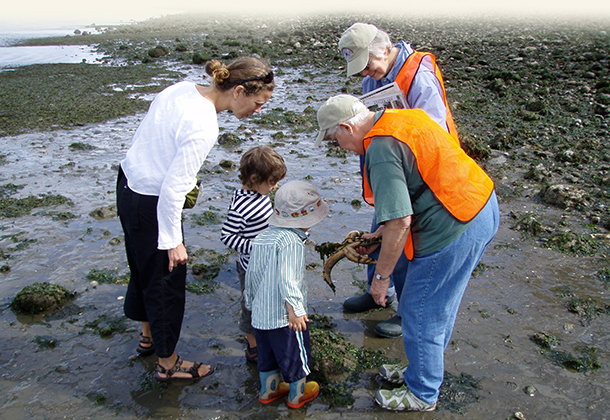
346, 49, 369, 76
269, 200, 330, 229
314, 129, 326, 147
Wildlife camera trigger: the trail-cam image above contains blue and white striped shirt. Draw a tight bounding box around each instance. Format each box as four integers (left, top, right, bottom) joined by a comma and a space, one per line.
221, 189, 273, 270
244, 227, 309, 330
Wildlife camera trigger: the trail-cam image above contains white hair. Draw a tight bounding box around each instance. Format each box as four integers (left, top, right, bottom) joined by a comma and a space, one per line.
325, 100, 369, 138
368, 29, 392, 58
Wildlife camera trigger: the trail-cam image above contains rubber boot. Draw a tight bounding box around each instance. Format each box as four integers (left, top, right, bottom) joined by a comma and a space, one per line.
287, 377, 319, 408
258, 370, 289, 404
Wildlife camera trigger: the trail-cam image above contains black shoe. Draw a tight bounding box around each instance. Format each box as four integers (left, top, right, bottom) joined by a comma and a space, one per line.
374, 315, 402, 338
343, 292, 395, 313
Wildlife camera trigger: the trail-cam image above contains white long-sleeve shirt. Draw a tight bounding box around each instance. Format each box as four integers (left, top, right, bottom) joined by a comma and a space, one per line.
121, 81, 218, 249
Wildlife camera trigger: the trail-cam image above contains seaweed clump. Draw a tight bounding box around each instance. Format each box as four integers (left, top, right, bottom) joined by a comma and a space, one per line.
437, 372, 482, 414
86, 268, 130, 285
83, 314, 128, 337
187, 263, 220, 295
530, 330, 602, 372
0, 194, 73, 218
308, 313, 398, 407
186, 248, 229, 295
10, 282, 76, 315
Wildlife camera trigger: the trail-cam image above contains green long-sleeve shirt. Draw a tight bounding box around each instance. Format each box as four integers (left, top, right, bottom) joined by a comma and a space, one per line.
244, 226, 308, 330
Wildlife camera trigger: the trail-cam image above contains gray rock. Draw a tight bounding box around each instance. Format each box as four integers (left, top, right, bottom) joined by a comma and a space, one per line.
541, 184, 589, 209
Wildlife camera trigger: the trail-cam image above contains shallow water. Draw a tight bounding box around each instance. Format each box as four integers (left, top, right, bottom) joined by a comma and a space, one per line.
0, 45, 105, 68
0, 28, 105, 68
0, 61, 609, 420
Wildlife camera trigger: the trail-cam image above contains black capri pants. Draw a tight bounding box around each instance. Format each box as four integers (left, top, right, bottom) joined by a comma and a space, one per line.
116, 168, 186, 358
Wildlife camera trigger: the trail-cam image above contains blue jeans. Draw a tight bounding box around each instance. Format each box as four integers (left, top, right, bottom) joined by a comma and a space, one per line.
397, 191, 499, 404
366, 213, 410, 300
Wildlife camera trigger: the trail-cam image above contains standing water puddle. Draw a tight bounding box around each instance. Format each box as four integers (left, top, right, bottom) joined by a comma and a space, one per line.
0, 59, 608, 419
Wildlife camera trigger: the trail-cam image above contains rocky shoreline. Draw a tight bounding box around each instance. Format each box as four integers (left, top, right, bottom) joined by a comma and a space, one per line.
1, 12, 609, 419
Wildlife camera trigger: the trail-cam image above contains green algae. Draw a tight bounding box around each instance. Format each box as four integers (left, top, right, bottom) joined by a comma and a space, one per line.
0, 63, 182, 137
546, 231, 599, 256
185, 275, 218, 295
0, 183, 24, 197
10, 282, 76, 315
530, 331, 561, 349
86, 268, 130, 285
542, 346, 602, 373
0, 194, 73, 218
69, 142, 96, 151
7, 235, 37, 251
49, 212, 77, 221
598, 266, 610, 287
567, 297, 610, 324
250, 106, 316, 132
83, 314, 128, 337
185, 248, 228, 294
191, 263, 220, 280
217, 132, 244, 148
511, 213, 545, 237
308, 313, 398, 407
437, 372, 482, 414
33, 335, 58, 351
531, 329, 602, 372
191, 210, 221, 226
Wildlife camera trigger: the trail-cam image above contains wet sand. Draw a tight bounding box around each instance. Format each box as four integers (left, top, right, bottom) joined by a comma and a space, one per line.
0, 14, 609, 419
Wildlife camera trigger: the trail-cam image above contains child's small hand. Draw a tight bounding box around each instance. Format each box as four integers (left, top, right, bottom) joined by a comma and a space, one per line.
286, 303, 309, 332
289, 314, 309, 332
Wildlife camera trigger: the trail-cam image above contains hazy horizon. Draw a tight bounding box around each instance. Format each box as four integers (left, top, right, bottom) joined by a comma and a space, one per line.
2, 0, 610, 30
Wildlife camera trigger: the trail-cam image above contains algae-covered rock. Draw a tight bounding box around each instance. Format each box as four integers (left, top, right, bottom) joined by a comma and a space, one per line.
310, 328, 357, 383
217, 132, 243, 147
219, 159, 236, 170
147, 45, 169, 58
10, 282, 76, 315
540, 184, 589, 209
89, 205, 117, 220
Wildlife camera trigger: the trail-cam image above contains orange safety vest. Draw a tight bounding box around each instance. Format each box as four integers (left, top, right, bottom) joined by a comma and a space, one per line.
362, 109, 494, 260
395, 50, 460, 146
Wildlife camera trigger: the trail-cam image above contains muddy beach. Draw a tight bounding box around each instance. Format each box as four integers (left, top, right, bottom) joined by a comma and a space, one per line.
1, 13, 609, 419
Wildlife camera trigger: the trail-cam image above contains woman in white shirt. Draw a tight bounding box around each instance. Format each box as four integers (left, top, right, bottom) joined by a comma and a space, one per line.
117, 57, 275, 381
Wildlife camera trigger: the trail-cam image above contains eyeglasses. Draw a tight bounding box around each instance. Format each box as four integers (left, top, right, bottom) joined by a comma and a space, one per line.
329, 138, 340, 147
240, 71, 274, 85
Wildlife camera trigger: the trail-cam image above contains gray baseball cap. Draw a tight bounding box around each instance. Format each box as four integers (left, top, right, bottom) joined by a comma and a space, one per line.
314, 94, 363, 147
338, 23, 377, 76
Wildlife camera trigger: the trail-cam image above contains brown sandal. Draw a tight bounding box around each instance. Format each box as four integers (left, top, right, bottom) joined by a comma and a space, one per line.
156, 355, 213, 382
137, 333, 155, 356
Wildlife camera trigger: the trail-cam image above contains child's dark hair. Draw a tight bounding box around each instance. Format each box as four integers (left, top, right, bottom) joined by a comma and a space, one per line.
239, 145, 286, 189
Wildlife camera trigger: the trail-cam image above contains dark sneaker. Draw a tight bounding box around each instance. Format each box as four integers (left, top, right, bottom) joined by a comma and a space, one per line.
343, 292, 395, 313
374, 315, 402, 338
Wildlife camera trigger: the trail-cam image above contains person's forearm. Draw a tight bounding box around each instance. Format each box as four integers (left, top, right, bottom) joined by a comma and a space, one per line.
374, 216, 411, 277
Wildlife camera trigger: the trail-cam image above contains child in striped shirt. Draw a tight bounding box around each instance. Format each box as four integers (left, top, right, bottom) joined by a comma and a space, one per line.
245, 180, 330, 409
221, 145, 286, 363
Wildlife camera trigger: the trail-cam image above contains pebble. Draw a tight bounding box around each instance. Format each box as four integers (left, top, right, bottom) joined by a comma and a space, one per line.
524, 385, 537, 396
